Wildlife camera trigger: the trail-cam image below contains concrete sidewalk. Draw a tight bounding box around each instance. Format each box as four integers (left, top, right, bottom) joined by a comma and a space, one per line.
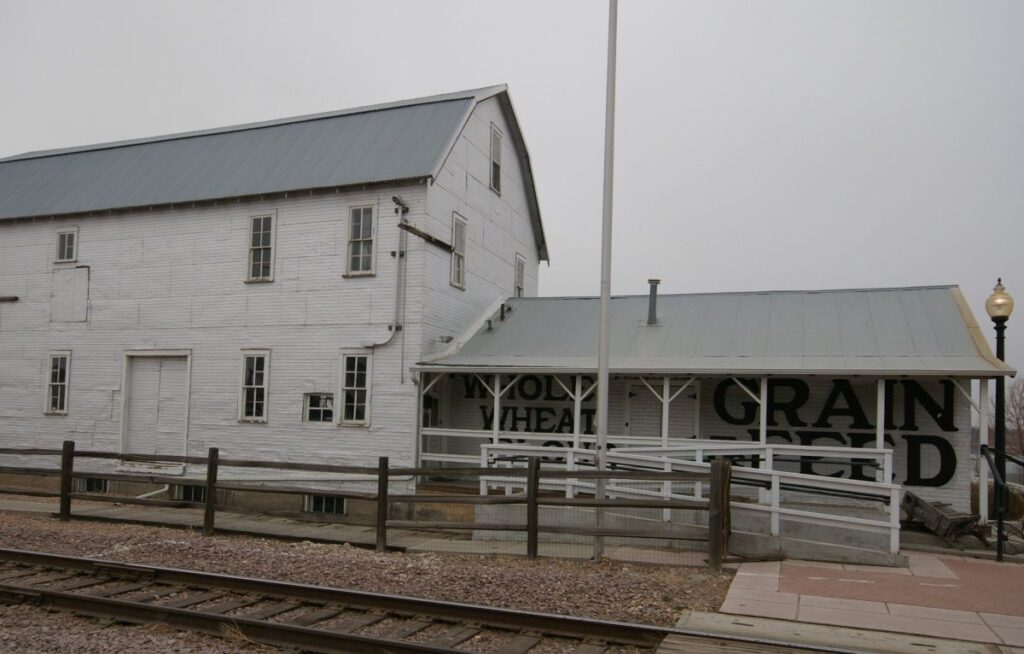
721, 553, 1024, 650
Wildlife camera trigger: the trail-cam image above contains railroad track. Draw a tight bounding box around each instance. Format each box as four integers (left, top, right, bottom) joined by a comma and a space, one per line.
0, 548, 853, 654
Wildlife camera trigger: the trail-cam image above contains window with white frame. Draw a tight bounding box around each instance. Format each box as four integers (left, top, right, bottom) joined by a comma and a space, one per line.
514, 253, 526, 298
451, 213, 467, 288
55, 229, 77, 263
304, 393, 334, 423
248, 215, 275, 281
341, 353, 371, 424
489, 124, 502, 194
45, 352, 70, 415
347, 206, 375, 274
240, 351, 269, 421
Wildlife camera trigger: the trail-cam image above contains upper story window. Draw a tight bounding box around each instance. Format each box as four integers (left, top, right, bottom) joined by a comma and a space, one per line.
489, 124, 502, 194
248, 214, 275, 281
240, 350, 269, 422
45, 352, 70, 415
347, 206, 375, 275
514, 253, 526, 298
341, 352, 371, 425
451, 213, 467, 289
55, 228, 77, 263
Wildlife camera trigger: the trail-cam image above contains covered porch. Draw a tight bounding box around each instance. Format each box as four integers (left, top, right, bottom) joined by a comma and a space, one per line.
413, 286, 1014, 560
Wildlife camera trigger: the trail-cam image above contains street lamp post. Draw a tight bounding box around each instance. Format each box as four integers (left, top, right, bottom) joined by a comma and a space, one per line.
986, 278, 1014, 562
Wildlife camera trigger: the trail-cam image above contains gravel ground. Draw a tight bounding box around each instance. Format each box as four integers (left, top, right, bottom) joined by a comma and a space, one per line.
0, 510, 732, 650
0, 605, 267, 653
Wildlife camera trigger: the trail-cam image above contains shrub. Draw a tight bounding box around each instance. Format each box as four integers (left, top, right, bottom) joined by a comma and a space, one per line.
970, 480, 1024, 521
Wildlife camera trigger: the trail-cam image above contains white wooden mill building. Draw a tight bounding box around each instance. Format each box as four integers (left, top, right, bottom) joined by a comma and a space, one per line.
0, 85, 547, 471
0, 85, 1015, 558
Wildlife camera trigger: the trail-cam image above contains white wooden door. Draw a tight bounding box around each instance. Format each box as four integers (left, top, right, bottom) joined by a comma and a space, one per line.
125, 357, 188, 456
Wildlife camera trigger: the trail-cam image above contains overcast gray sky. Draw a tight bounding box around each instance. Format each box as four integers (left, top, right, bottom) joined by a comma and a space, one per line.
2, 0, 1021, 369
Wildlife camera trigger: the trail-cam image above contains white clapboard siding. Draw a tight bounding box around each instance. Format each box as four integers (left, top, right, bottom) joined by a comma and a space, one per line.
0, 99, 542, 470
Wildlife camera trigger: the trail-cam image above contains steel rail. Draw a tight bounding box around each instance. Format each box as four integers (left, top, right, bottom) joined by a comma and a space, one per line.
0, 548, 662, 647
0, 584, 459, 654
0, 548, 859, 653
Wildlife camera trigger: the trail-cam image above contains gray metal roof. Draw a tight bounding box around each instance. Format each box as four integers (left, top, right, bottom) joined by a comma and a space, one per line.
0, 85, 549, 260
419, 286, 1015, 377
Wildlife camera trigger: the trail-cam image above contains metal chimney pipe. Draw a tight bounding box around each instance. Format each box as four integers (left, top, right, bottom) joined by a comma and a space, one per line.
647, 279, 660, 325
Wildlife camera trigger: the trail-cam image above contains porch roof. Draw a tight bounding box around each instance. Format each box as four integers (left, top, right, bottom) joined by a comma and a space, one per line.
417, 286, 1015, 377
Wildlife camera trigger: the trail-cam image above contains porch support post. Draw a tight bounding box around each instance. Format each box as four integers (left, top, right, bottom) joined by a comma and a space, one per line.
876, 378, 886, 482
980, 378, 990, 525
574, 375, 583, 449
759, 376, 769, 505
414, 373, 425, 468
661, 376, 671, 447
492, 374, 501, 446
662, 376, 671, 521
759, 376, 768, 445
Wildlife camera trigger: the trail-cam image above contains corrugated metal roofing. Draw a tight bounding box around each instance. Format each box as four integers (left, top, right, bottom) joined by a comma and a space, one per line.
419, 286, 1015, 377
0, 96, 472, 221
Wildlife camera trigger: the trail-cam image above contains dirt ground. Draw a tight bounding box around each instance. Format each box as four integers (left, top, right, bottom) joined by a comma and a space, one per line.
0, 509, 733, 652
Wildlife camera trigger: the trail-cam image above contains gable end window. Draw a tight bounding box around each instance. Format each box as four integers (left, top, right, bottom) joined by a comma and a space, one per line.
45, 352, 70, 415
55, 229, 77, 263
514, 253, 526, 298
240, 350, 270, 422
489, 124, 502, 194
341, 353, 371, 425
248, 214, 275, 281
451, 214, 467, 289
347, 206, 375, 275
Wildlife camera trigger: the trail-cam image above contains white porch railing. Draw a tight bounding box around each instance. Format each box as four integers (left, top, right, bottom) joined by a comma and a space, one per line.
429, 431, 901, 554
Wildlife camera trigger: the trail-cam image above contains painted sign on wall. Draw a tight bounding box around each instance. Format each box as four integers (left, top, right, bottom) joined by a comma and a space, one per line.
448, 374, 969, 506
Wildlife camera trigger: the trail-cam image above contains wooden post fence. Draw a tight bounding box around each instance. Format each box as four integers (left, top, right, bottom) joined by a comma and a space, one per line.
376, 456, 389, 552
526, 456, 540, 559
708, 459, 731, 571
58, 440, 75, 521
203, 447, 219, 536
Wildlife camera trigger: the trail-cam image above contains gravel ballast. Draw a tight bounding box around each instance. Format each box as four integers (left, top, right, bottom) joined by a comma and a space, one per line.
0, 510, 732, 651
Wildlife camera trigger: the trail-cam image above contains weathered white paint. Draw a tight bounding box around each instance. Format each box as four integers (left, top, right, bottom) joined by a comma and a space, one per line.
0, 100, 542, 471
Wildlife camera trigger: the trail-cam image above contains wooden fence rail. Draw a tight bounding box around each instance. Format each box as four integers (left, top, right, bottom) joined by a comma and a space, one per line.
4, 441, 732, 569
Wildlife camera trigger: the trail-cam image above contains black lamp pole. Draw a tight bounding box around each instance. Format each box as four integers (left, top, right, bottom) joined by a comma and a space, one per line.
994, 316, 1008, 562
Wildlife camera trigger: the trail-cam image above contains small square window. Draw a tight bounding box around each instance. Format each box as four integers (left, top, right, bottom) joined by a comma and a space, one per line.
304, 393, 334, 422
76, 478, 108, 493
305, 494, 345, 515
55, 229, 77, 262
176, 485, 206, 503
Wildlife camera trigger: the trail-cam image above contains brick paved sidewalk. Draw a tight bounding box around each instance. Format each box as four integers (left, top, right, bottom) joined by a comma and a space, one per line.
722, 552, 1024, 648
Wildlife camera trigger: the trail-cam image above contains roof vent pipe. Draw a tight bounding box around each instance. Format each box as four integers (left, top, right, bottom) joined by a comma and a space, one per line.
647, 279, 660, 325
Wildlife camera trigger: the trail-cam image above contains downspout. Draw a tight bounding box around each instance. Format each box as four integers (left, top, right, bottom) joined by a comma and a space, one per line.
366, 196, 410, 381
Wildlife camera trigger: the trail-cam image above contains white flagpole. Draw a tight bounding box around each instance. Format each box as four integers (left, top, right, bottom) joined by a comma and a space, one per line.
594, 0, 618, 560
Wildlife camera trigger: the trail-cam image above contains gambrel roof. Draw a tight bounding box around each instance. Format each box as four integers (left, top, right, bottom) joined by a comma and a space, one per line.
0, 85, 548, 261
419, 286, 1015, 377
